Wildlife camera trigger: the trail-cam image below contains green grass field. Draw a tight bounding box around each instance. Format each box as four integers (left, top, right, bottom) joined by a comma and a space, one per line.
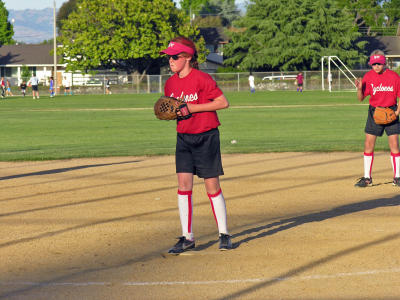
0, 91, 392, 161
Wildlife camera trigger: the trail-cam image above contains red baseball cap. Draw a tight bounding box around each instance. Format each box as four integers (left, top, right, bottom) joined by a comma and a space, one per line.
369, 54, 386, 65
160, 41, 195, 56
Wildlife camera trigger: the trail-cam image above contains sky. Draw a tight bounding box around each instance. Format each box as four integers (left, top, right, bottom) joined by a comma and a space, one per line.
3, 0, 67, 10
3, 0, 247, 11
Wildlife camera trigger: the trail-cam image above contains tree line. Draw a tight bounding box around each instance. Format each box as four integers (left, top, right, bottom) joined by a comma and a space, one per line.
1, 0, 399, 73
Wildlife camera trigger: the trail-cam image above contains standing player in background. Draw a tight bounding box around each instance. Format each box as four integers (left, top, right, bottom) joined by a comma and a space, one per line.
6, 80, 13, 97
160, 36, 232, 254
0, 77, 5, 98
105, 77, 112, 95
248, 72, 255, 93
296, 72, 304, 92
63, 76, 73, 95
49, 77, 55, 97
20, 81, 27, 97
28, 73, 40, 99
354, 50, 400, 187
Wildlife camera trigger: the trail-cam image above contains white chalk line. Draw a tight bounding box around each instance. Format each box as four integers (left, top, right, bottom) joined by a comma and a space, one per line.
1, 267, 399, 288
7, 103, 368, 112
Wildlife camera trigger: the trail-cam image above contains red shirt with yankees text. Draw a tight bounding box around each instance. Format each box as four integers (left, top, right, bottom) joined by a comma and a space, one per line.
362, 69, 400, 107
164, 68, 223, 134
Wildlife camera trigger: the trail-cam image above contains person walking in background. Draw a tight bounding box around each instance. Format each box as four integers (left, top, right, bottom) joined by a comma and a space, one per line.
6, 79, 13, 97
248, 72, 255, 94
28, 73, 40, 99
0, 77, 5, 98
20, 81, 27, 97
49, 76, 55, 98
160, 36, 232, 254
354, 50, 400, 187
105, 77, 112, 94
296, 72, 304, 92
63, 76, 72, 95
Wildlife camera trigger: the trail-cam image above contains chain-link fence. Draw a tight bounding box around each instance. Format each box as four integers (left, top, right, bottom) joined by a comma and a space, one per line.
4, 70, 373, 96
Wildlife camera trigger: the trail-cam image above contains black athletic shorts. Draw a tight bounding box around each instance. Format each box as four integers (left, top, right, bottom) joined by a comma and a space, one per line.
176, 128, 224, 178
365, 105, 400, 136
32, 85, 38, 91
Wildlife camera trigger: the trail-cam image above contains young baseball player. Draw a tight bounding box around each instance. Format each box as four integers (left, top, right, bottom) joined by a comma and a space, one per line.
49, 76, 55, 97
354, 50, 400, 187
160, 36, 232, 254
28, 74, 40, 99
296, 72, 304, 92
248, 72, 255, 93
20, 81, 27, 97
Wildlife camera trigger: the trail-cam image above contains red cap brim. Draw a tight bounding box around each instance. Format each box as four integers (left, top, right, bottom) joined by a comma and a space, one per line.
160, 41, 195, 56
369, 55, 386, 65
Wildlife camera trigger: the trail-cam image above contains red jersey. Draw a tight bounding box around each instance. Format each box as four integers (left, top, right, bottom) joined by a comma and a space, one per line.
362, 69, 400, 107
296, 74, 303, 84
164, 68, 223, 134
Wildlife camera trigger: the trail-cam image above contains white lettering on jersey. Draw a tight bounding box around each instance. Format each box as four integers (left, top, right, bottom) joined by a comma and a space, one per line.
169, 92, 198, 102
371, 83, 394, 95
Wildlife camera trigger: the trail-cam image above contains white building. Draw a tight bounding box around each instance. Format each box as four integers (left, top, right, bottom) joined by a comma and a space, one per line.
0, 44, 66, 86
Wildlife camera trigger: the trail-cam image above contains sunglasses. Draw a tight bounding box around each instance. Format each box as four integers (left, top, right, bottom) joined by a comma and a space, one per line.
372, 63, 382, 66
167, 55, 183, 60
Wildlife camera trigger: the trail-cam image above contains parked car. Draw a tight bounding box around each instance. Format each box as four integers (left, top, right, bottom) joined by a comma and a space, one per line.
85, 78, 103, 86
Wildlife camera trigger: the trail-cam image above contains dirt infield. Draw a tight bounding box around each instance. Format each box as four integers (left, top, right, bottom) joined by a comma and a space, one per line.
1, 152, 400, 299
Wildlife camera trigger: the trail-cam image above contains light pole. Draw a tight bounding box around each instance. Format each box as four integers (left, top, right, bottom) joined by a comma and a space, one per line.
53, 0, 57, 95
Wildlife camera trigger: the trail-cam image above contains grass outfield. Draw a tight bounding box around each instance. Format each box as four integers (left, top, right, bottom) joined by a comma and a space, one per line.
0, 90, 392, 161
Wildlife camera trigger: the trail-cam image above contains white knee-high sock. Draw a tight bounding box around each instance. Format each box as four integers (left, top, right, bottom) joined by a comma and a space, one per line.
208, 189, 228, 235
364, 152, 374, 178
390, 152, 400, 178
178, 190, 194, 241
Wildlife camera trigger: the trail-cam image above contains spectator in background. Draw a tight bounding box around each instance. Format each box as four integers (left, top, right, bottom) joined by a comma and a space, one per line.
62, 76, 72, 95
20, 81, 27, 97
296, 72, 304, 92
105, 77, 112, 94
49, 76, 55, 97
6, 79, 13, 97
248, 72, 255, 94
28, 73, 40, 99
0, 77, 5, 98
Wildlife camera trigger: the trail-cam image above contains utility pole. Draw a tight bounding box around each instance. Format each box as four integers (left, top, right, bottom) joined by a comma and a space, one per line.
53, 0, 57, 95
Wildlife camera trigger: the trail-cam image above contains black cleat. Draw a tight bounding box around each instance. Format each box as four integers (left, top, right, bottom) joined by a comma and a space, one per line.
168, 237, 195, 254
354, 177, 372, 187
219, 233, 232, 251
393, 177, 400, 186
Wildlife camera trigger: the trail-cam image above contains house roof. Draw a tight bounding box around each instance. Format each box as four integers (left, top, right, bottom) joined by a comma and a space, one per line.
360, 36, 400, 57
0, 44, 62, 66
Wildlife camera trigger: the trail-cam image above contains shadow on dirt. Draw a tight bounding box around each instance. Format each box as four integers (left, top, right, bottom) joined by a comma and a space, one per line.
212, 195, 400, 299
0, 160, 140, 181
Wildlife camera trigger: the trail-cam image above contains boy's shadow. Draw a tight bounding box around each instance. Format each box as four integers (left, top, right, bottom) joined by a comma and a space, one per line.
196, 196, 400, 251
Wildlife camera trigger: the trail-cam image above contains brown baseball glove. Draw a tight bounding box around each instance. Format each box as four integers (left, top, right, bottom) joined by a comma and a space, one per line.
154, 96, 191, 120
373, 107, 398, 125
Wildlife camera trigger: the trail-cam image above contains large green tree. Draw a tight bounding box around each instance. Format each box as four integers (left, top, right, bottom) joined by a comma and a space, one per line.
0, 0, 14, 45
180, 0, 208, 15
56, 0, 78, 31
224, 0, 366, 71
336, 0, 385, 35
58, 0, 205, 74
198, 0, 240, 26
182, 0, 240, 26
382, 0, 400, 27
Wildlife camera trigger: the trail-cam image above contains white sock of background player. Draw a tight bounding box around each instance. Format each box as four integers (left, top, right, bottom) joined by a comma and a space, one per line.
178, 190, 194, 241
208, 189, 228, 235
364, 152, 373, 179
390, 152, 400, 178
